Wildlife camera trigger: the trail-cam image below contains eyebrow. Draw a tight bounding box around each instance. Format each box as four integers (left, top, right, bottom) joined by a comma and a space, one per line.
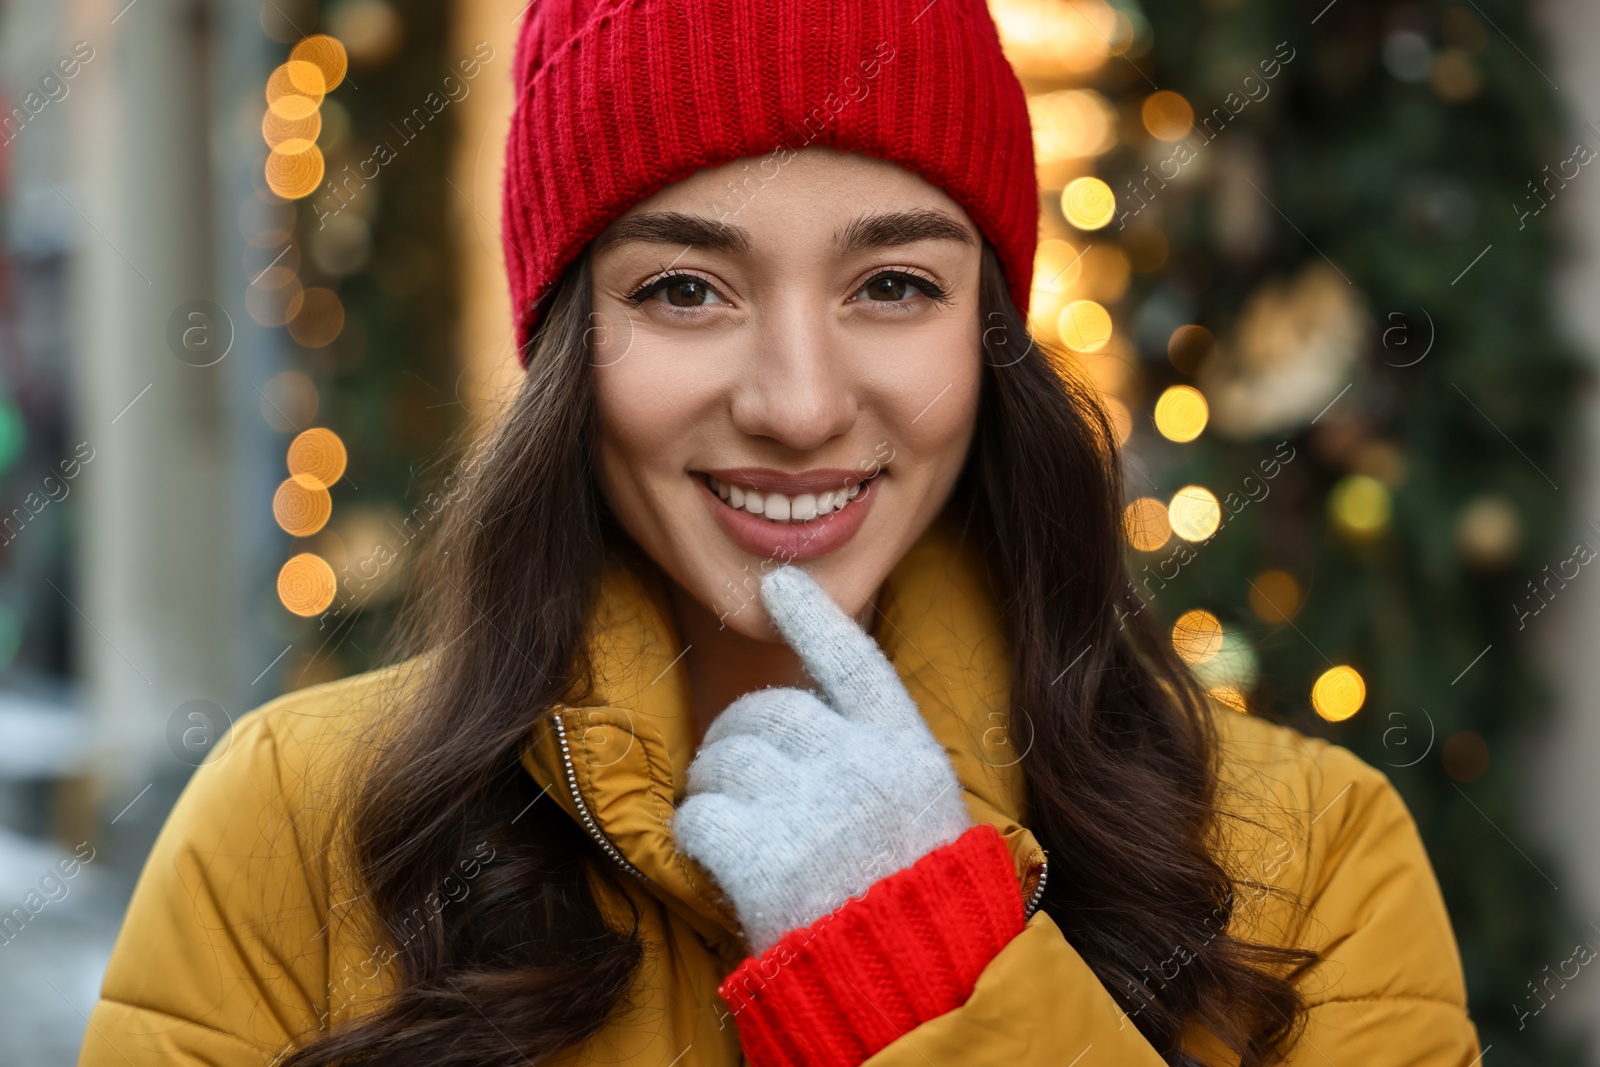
592, 208, 976, 258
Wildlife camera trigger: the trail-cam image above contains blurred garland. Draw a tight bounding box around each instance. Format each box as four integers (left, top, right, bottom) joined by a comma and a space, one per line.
1093, 0, 1592, 1059
260, 0, 462, 686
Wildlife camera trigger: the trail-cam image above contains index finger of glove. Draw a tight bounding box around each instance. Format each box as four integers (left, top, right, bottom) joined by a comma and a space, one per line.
759, 565, 921, 732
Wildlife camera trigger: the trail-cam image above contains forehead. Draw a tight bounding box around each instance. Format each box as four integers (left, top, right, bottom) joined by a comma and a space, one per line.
602, 146, 978, 251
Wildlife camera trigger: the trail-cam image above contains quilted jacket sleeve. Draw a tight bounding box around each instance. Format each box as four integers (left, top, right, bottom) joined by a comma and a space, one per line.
76, 708, 333, 1066
731, 738, 1481, 1066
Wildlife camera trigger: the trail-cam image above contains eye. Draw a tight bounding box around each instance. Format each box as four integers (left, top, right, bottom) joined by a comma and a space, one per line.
852, 270, 951, 306
626, 273, 726, 309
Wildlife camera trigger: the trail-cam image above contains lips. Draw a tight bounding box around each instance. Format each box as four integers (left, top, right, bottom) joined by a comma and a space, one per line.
693, 466, 883, 561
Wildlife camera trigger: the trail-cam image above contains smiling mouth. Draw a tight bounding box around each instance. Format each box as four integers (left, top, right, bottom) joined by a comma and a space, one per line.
695, 470, 883, 524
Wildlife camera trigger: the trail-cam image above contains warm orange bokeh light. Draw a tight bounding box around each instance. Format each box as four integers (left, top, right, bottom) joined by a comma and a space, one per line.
262, 107, 322, 149
1312, 666, 1367, 722
290, 35, 349, 93
266, 143, 325, 200
1141, 90, 1194, 140
1061, 176, 1116, 230
1173, 608, 1224, 664
273, 474, 333, 537
288, 288, 346, 348
1153, 385, 1209, 443
1249, 569, 1302, 624
278, 553, 338, 616
1059, 300, 1113, 352
1123, 497, 1172, 552
288, 428, 348, 490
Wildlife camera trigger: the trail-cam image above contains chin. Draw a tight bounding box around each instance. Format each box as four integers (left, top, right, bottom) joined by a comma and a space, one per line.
715, 556, 881, 642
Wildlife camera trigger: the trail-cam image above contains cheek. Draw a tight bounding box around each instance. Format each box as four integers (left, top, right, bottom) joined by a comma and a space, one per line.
867, 319, 983, 470
591, 339, 728, 510
592, 363, 677, 501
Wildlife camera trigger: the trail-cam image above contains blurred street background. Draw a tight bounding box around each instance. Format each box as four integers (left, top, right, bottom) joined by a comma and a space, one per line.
2, 0, 1599, 1063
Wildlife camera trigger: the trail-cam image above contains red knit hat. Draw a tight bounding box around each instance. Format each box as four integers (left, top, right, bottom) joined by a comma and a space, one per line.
501, 0, 1038, 365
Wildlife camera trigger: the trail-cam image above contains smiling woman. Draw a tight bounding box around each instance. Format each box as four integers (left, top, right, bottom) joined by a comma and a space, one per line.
586, 152, 989, 738
80, 1, 1479, 1066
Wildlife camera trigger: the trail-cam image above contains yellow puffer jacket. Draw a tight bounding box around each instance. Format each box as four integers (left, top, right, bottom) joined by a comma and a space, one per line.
79, 518, 1482, 1066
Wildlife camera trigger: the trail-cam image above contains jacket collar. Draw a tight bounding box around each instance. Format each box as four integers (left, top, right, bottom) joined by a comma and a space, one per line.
519, 512, 1046, 950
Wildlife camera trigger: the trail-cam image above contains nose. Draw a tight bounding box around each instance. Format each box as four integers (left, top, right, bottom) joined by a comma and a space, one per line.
728, 298, 858, 452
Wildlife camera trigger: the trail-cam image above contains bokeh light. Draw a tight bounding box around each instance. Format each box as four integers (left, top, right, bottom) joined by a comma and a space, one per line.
991, 0, 1119, 78
1249, 569, 1302, 623
1173, 608, 1224, 664
288, 287, 346, 347
1141, 90, 1194, 140
266, 63, 322, 119
1312, 665, 1366, 722
260, 370, 319, 431
1168, 485, 1221, 541
290, 35, 350, 92
288, 428, 348, 490
273, 474, 333, 537
1028, 238, 1084, 339
1153, 385, 1208, 442
1166, 324, 1215, 374
1058, 299, 1113, 352
1062, 176, 1116, 230
278, 553, 338, 616
1330, 473, 1392, 538
331, 0, 406, 67
266, 142, 325, 199
1029, 89, 1117, 163
262, 107, 321, 149
1124, 497, 1172, 552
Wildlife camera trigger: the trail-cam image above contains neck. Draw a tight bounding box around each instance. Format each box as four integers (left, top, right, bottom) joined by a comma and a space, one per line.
668, 579, 805, 746
665, 570, 882, 746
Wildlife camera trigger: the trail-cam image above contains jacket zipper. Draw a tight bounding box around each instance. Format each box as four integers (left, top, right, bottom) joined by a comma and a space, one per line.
551, 711, 651, 884
1023, 854, 1048, 919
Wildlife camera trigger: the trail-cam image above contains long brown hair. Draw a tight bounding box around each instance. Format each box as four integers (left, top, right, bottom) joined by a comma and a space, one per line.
282, 243, 1316, 1066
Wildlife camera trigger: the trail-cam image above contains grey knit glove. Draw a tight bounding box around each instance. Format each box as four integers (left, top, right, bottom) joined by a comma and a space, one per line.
672, 565, 971, 955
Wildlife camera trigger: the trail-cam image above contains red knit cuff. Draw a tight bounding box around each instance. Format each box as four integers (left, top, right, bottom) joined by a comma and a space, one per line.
717, 823, 1025, 1067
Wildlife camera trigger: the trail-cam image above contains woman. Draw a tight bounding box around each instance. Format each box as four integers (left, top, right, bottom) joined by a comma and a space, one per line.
79, 1, 1481, 1065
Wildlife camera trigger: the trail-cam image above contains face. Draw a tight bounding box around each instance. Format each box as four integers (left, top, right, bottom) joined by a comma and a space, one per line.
588, 146, 984, 642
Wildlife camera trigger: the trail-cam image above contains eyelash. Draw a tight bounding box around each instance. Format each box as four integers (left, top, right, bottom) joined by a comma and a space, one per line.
622, 268, 953, 308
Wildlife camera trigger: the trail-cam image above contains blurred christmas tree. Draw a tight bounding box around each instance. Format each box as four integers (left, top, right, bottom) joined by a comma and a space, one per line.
1015, 0, 1592, 1059
253, 0, 464, 688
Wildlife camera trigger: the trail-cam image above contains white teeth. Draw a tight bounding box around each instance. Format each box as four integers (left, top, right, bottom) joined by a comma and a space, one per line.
701, 473, 876, 524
